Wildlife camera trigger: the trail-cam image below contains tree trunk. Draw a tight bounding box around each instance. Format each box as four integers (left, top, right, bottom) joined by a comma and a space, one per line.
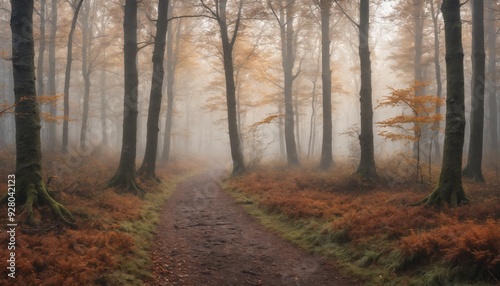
278, 104, 285, 159
36, 0, 46, 97
138, 0, 169, 182
108, 0, 145, 196
462, 0, 486, 183
62, 0, 84, 153
218, 0, 246, 175
161, 0, 176, 163
280, 0, 300, 166
100, 66, 108, 146
47, 0, 57, 149
430, 0, 443, 162
356, 0, 377, 179
80, 0, 91, 150
6, 0, 74, 225
413, 0, 425, 156
318, 0, 333, 170
415, 0, 468, 207
486, 0, 498, 163
308, 72, 318, 159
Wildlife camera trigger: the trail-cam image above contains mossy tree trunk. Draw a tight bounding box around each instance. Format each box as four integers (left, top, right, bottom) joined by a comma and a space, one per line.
415, 0, 468, 207
108, 0, 145, 196
138, 0, 169, 182
8, 0, 74, 225
356, 0, 377, 180
462, 0, 486, 183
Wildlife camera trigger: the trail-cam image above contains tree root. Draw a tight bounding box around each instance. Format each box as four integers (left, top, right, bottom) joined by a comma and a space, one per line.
408, 183, 469, 208
137, 166, 161, 184
1, 183, 75, 227
462, 165, 485, 183
355, 167, 378, 181
108, 173, 146, 197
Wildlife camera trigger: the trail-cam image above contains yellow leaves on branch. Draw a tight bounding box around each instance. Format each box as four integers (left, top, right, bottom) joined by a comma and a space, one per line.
376, 81, 444, 143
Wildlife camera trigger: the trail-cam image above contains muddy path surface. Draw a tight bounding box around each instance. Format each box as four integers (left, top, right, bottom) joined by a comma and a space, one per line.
146, 170, 358, 286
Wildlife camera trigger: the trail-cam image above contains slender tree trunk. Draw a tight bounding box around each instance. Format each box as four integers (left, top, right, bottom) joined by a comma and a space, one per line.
62, 0, 84, 153
108, 0, 145, 196
80, 0, 91, 150
356, 0, 377, 179
414, 0, 468, 207
413, 0, 425, 156
100, 66, 108, 146
138, 0, 169, 182
462, 0, 486, 183
318, 0, 333, 169
278, 104, 285, 159
308, 74, 318, 159
430, 0, 443, 162
161, 0, 176, 163
37, 0, 46, 97
6, 0, 74, 225
218, 0, 246, 175
47, 0, 57, 149
486, 0, 498, 163
281, 0, 300, 166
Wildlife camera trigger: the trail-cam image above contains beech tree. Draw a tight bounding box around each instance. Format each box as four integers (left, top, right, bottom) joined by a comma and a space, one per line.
108, 0, 145, 195
268, 0, 300, 166
414, 0, 468, 207
314, 0, 333, 170
462, 0, 486, 183
4, 0, 74, 225
62, 0, 84, 153
335, 0, 377, 179
486, 0, 497, 159
138, 0, 169, 181
200, 0, 246, 175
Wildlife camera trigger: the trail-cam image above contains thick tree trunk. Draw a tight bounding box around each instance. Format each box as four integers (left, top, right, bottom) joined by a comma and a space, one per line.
161, 1, 176, 163
138, 0, 169, 182
430, 0, 443, 162
486, 0, 498, 162
318, 0, 333, 169
47, 0, 57, 149
36, 0, 46, 97
462, 0, 486, 183
62, 0, 84, 153
108, 0, 145, 196
415, 0, 468, 207
218, 0, 246, 175
355, 0, 377, 179
7, 0, 74, 225
80, 0, 91, 150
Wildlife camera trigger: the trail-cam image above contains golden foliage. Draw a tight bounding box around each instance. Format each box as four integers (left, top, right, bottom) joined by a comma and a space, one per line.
376, 81, 444, 143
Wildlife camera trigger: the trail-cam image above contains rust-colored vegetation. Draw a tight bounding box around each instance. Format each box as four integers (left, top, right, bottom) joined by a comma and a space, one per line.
0, 148, 196, 285
228, 160, 500, 284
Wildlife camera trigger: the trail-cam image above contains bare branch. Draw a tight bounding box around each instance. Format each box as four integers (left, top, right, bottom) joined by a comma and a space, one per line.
334, 0, 359, 28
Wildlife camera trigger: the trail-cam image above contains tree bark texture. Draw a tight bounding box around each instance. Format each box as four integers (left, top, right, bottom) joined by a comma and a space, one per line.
139, 0, 169, 181
8, 0, 74, 225
462, 0, 486, 182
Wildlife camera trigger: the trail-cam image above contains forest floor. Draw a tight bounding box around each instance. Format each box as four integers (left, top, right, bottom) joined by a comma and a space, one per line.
145, 169, 359, 286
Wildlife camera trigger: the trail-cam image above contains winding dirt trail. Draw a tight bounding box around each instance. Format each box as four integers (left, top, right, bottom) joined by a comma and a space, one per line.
146, 170, 358, 286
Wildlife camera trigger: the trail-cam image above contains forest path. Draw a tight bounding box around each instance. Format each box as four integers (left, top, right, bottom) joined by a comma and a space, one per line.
146, 169, 357, 286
